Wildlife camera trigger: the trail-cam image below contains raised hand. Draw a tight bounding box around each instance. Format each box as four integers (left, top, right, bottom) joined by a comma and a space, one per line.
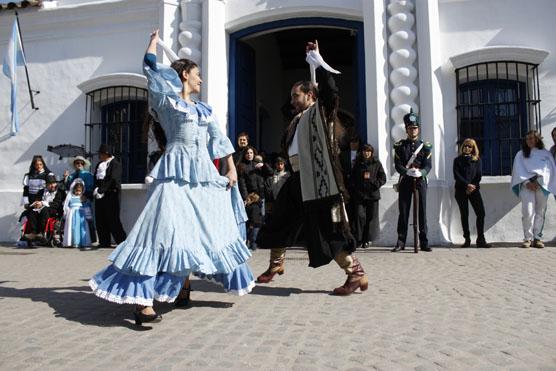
306, 40, 319, 54
150, 29, 159, 41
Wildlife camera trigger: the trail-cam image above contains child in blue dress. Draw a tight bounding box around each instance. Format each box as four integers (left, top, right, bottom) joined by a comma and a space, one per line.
89, 30, 255, 325
63, 179, 92, 248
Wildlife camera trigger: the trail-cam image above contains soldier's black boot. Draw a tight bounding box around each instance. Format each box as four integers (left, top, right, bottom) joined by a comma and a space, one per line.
391, 240, 405, 252
420, 242, 432, 252
476, 236, 491, 248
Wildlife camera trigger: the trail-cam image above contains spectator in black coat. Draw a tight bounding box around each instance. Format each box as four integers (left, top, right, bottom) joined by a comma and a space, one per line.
264, 156, 290, 218
94, 144, 127, 247
340, 136, 361, 184
22, 155, 53, 206
349, 144, 386, 248
238, 146, 267, 250
453, 138, 491, 248
232, 132, 250, 166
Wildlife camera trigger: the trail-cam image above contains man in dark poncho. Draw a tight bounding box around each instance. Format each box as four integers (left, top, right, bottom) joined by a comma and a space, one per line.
256, 41, 368, 295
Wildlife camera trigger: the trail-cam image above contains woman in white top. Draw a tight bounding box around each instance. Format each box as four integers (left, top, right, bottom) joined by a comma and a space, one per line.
511, 130, 556, 248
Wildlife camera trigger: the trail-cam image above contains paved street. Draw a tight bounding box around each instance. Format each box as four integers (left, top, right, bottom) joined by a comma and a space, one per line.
0, 244, 555, 371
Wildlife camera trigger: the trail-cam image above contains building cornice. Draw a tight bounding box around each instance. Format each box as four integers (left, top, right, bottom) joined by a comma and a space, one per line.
77, 72, 147, 93
449, 46, 550, 69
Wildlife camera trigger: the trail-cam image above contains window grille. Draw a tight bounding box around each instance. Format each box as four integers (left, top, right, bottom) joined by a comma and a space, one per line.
456, 62, 541, 176
84, 86, 148, 183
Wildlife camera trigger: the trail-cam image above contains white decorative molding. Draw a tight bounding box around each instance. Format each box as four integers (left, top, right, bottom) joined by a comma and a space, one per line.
178, 0, 203, 63
449, 46, 550, 69
387, 0, 418, 142
77, 73, 147, 93
225, 6, 362, 33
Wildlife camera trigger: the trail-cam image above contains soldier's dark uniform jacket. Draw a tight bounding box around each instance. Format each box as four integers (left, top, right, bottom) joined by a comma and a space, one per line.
394, 139, 433, 177
394, 138, 433, 248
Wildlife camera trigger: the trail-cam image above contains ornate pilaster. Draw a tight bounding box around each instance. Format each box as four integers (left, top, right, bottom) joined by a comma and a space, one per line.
178, 0, 203, 63
387, 0, 418, 142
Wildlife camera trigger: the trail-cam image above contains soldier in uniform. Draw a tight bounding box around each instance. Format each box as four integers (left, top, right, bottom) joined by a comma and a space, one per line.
392, 112, 433, 252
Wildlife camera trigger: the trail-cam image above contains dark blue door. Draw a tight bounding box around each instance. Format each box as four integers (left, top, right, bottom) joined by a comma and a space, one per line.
234, 42, 257, 146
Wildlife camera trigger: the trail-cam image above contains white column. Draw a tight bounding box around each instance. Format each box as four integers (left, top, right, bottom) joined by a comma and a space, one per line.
202, 0, 227, 130
178, 0, 203, 64
387, 0, 419, 143
158, 0, 180, 65
415, 0, 445, 180
363, 0, 391, 176
415, 0, 450, 243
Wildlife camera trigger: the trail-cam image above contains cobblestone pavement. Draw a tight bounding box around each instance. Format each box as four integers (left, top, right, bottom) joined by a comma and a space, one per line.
1, 244, 555, 371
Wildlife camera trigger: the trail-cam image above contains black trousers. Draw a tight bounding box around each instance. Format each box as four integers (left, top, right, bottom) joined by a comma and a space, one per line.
351, 199, 379, 245
454, 188, 486, 240
95, 191, 127, 246
256, 172, 354, 268
26, 208, 56, 234
397, 176, 428, 246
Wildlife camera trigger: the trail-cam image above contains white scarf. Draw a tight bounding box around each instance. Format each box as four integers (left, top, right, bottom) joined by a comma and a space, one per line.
511, 148, 556, 195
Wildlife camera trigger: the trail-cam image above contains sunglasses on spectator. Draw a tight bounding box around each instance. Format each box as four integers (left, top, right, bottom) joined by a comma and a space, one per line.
463, 144, 473, 149
75, 161, 85, 165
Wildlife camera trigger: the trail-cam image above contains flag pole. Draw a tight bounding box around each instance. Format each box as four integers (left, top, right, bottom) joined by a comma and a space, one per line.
14, 10, 39, 110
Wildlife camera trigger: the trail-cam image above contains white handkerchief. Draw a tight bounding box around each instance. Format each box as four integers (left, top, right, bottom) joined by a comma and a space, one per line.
306, 50, 341, 85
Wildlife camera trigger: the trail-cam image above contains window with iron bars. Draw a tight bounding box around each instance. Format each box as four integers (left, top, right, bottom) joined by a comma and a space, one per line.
456, 61, 541, 176
84, 86, 149, 183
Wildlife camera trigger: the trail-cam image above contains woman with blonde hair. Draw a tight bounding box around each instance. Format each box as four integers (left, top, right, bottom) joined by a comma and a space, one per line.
453, 138, 491, 247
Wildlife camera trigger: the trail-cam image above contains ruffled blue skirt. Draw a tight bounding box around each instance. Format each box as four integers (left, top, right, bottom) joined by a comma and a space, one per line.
89, 178, 255, 306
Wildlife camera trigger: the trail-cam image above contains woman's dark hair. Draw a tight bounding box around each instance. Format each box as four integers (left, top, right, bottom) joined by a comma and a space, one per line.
357, 144, 375, 161
522, 130, 545, 158
170, 58, 198, 82
29, 155, 50, 174
551, 127, 556, 141
242, 146, 258, 161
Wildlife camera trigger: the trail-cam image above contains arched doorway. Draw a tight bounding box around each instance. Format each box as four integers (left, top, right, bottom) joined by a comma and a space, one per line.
229, 17, 366, 156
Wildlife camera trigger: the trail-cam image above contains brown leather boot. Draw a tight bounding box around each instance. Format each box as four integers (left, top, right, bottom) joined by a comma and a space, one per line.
256, 250, 285, 283
333, 257, 368, 296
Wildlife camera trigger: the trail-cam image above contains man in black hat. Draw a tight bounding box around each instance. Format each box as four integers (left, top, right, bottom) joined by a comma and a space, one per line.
392, 111, 433, 252
23, 174, 65, 241
93, 144, 127, 247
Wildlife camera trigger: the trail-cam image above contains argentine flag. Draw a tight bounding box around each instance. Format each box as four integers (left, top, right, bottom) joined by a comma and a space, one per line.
2, 19, 27, 136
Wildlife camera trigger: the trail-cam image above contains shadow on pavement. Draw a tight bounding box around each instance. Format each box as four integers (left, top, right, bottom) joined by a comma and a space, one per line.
251, 285, 330, 296
191, 278, 329, 297
0, 284, 233, 330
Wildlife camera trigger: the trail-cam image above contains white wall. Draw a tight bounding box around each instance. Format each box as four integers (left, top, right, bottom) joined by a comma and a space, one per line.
435, 0, 556, 243
0, 0, 170, 241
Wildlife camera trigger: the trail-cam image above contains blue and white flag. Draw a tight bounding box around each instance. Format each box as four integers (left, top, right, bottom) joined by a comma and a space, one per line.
2, 19, 27, 136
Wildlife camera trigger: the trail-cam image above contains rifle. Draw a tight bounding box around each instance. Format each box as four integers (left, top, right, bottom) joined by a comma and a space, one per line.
412, 177, 420, 253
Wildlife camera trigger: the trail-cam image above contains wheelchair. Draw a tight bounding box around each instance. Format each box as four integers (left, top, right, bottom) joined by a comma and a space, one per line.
18, 210, 64, 248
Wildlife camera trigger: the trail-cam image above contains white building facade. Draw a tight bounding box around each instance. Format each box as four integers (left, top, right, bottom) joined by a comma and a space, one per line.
0, 0, 554, 245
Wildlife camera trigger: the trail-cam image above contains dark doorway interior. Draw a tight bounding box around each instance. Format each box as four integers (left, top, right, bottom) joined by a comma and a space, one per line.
235, 27, 359, 157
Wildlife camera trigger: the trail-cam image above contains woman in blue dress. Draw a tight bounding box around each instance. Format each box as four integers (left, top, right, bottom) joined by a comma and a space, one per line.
89, 30, 255, 325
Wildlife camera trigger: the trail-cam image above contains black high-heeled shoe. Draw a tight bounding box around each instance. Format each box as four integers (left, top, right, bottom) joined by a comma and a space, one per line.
133, 311, 162, 326
174, 288, 191, 308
